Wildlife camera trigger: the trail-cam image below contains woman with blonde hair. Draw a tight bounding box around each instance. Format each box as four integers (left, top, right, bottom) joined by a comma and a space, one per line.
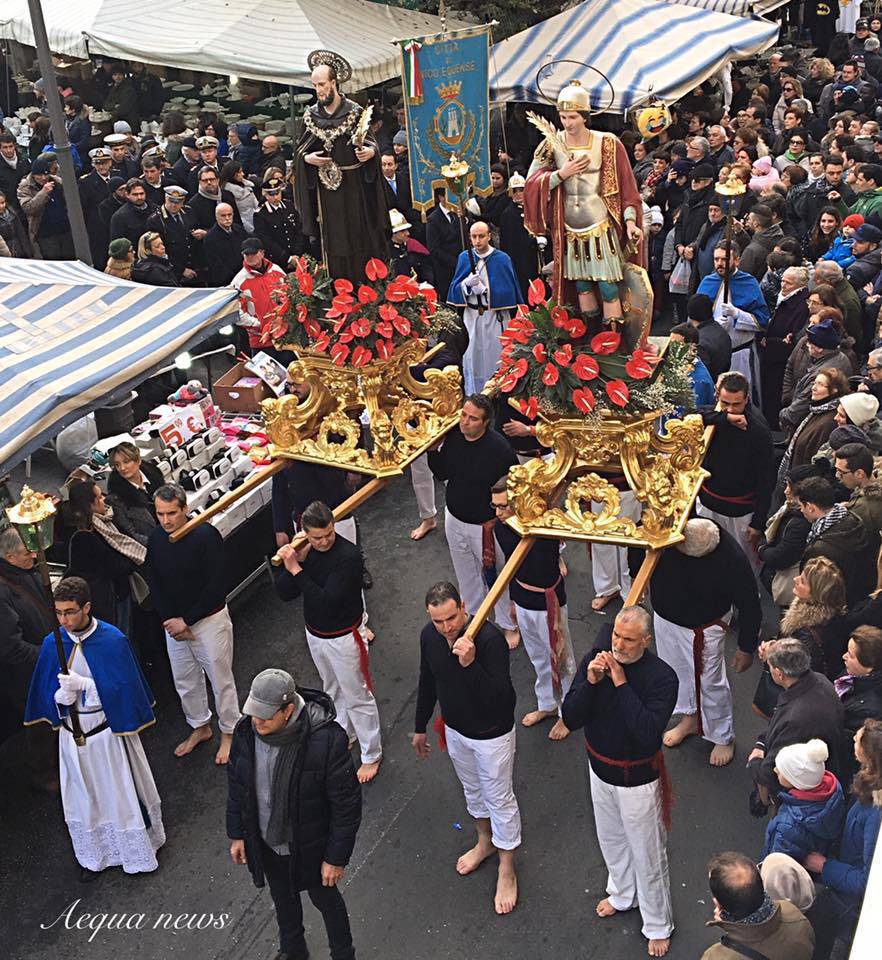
754, 556, 849, 717
131, 231, 178, 286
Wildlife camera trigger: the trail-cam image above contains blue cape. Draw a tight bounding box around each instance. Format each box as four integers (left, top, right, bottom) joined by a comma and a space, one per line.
696, 269, 770, 327
24, 619, 155, 735
446, 248, 522, 310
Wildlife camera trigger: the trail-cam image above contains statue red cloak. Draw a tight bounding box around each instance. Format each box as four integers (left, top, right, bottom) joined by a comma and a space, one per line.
523, 133, 646, 312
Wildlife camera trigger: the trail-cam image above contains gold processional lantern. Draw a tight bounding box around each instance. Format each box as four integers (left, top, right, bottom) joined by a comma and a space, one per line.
6, 486, 86, 745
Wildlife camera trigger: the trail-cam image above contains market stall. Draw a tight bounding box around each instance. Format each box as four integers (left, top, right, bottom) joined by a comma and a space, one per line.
489, 0, 779, 112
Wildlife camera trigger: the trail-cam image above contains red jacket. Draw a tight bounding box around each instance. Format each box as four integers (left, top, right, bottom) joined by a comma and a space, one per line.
231, 258, 287, 347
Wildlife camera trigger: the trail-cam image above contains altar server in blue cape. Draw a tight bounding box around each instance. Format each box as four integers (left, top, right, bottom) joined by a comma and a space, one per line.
25, 577, 164, 878
447, 220, 522, 394
697, 243, 769, 407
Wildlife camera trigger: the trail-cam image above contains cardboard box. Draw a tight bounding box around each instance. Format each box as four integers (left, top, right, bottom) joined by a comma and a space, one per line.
212, 362, 274, 413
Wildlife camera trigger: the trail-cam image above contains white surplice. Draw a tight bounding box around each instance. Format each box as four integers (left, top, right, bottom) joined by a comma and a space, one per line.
57, 621, 165, 873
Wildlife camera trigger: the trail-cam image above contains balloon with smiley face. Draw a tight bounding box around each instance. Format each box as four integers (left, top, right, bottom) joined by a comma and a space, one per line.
635, 101, 671, 139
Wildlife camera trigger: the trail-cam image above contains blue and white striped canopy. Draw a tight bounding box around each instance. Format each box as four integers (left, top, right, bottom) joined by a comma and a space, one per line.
490, 0, 779, 113
667, 0, 789, 16
0, 259, 238, 473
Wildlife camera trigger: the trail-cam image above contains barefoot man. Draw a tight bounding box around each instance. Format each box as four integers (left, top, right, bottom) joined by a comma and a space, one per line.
145, 483, 240, 764
649, 519, 759, 767
413, 582, 520, 914
562, 607, 678, 957
275, 500, 382, 784
491, 478, 575, 739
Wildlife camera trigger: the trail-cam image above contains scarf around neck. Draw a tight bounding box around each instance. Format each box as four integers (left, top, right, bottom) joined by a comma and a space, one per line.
257, 694, 306, 848
807, 502, 848, 545
777, 396, 839, 484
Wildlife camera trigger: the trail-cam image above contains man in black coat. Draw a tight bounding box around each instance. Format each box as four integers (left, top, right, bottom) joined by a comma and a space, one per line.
747, 639, 845, 799
96, 177, 128, 259
674, 165, 716, 256
79, 147, 115, 266
109, 178, 157, 250
0, 526, 58, 789
227, 669, 361, 960
203, 203, 248, 286
253, 176, 306, 270
0, 133, 31, 215
687, 293, 731, 380
170, 137, 201, 189
426, 190, 463, 305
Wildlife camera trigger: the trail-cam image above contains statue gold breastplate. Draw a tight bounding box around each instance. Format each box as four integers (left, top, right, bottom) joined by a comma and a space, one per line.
552, 134, 608, 231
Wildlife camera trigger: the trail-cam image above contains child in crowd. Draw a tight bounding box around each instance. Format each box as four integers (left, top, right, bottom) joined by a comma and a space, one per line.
823, 214, 863, 269
761, 739, 846, 862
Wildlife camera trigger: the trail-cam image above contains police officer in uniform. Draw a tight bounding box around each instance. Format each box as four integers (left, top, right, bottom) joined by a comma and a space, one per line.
79, 146, 116, 266
103, 133, 139, 180
253, 175, 307, 269
146, 185, 199, 283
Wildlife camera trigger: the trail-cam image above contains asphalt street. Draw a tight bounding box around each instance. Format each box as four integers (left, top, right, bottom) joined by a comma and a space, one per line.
0, 472, 777, 960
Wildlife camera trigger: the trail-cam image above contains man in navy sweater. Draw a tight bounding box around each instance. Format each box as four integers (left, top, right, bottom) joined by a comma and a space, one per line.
413, 581, 520, 916
562, 607, 678, 958
144, 483, 240, 764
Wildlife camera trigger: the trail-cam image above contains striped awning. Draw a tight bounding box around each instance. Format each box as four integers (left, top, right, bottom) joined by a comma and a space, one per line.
666, 0, 790, 15
491, 0, 779, 113
0, 0, 465, 91
0, 259, 238, 474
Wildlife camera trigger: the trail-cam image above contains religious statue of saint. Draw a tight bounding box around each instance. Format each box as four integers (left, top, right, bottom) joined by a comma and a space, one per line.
523, 80, 646, 334
293, 51, 391, 281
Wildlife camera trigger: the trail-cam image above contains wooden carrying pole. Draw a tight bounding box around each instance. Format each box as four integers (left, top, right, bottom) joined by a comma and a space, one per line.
464, 535, 536, 637
169, 458, 286, 542
270, 477, 389, 565
623, 548, 662, 606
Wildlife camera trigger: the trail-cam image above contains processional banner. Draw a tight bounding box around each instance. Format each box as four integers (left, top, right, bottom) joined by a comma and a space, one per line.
397, 24, 492, 216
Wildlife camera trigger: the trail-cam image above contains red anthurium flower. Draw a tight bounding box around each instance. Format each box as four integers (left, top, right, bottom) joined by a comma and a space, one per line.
398, 275, 420, 298
330, 342, 350, 365
334, 278, 353, 295
385, 284, 408, 302
392, 315, 411, 336
500, 372, 521, 393
270, 323, 287, 341
572, 353, 600, 380
331, 316, 348, 333
605, 379, 630, 407
550, 305, 570, 328
305, 319, 322, 338
532, 342, 547, 363
313, 332, 330, 353
350, 317, 372, 338
376, 338, 395, 360
330, 294, 355, 316
337, 331, 354, 344
296, 303, 308, 324
566, 317, 587, 338
553, 344, 573, 367
375, 320, 393, 338
351, 345, 373, 367
365, 258, 388, 281
422, 286, 437, 304
527, 278, 545, 306
298, 272, 314, 296
511, 358, 529, 378
572, 387, 595, 413
519, 396, 539, 420
624, 350, 654, 380
591, 331, 621, 355
378, 303, 399, 321
358, 284, 378, 304
542, 362, 559, 386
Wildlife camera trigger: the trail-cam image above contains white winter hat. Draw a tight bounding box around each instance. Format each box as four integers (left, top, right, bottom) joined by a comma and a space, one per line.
774, 738, 828, 791
650, 206, 664, 226
840, 391, 880, 428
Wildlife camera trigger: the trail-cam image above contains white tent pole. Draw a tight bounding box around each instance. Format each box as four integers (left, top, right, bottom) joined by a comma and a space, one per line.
26, 0, 93, 266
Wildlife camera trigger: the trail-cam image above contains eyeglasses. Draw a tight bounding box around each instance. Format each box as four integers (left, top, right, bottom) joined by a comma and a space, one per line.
790, 139, 805, 145
835, 468, 854, 478
783, 86, 795, 92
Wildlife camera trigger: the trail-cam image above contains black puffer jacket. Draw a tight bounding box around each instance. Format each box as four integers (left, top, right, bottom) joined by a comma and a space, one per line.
226, 688, 361, 891
132, 254, 179, 286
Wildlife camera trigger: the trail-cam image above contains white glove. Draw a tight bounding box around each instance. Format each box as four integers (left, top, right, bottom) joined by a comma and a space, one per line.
464, 273, 483, 290
720, 303, 737, 319
536, 236, 548, 250
236, 315, 261, 329
55, 671, 87, 706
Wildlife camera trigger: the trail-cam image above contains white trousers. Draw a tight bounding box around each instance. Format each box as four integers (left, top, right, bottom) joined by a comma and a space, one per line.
653, 612, 735, 745
444, 509, 516, 630
462, 306, 506, 395
410, 453, 437, 520
696, 502, 759, 573
165, 606, 240, 734
589, 766, 674, 940
591, 491, 641, 598
445, 725, 521, 850
305, 625, 382, 764
516, 603, 576, 714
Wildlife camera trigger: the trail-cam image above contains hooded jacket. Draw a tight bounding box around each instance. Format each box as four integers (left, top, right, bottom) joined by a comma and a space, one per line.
846, 245, 882, 290
803, 508, 877, 604
847, 477, 882, 557
226, 688, 362, 891
17, 172, 66, 257
231, 257, 287, 347
231, 124, 261, 175
739, 223, 786, 280
761, 770, 846, 860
